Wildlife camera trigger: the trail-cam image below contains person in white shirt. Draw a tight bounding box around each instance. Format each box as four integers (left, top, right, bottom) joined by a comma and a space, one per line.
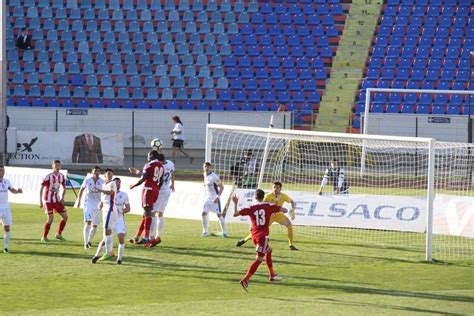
91, 169, 117, 263
170, 115, 193, 164
0, 166, 23, 253
113, 177, 130, 264
202, 162, 226, 238
146, 153, 175, 248
77, 166, 105, 249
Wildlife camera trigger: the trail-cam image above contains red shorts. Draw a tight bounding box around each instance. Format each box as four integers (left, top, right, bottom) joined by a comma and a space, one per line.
252, 233, 270, 256
142, 188, 159, 209
45, 202, 66, 215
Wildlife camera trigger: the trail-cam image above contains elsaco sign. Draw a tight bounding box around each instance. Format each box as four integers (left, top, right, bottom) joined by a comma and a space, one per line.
226, 189, 426, 233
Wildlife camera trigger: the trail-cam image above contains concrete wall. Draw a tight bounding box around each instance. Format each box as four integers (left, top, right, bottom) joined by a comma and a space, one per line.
365, 114, 470, 143
7, 108, 291, 149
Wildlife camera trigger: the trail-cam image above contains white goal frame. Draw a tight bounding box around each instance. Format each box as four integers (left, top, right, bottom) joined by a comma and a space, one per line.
206, 124, 437, 261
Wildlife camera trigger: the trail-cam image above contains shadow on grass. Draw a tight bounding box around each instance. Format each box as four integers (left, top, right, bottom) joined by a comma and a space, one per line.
308, 249, 426, 264
255, 279, 474, 304
268, 297, 464, 316
12, 249, 91, 260
155, 245, 319, 268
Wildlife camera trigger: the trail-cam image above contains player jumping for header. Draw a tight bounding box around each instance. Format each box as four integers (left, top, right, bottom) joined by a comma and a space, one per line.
128, 150, 164, 245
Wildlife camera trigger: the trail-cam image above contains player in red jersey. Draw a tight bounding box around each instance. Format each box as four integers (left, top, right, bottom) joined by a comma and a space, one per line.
232, 189, 287, 292
129, 150, 163, 245
39, 160, 68, 242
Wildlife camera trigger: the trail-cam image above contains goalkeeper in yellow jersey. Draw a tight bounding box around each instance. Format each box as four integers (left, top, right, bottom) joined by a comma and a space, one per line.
236, 181, 298, 250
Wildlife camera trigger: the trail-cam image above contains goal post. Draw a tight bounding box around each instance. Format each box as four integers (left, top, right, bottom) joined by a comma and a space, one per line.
206, 124, 473, 262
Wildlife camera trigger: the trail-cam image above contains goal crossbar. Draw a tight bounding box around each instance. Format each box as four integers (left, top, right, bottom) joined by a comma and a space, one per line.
207, 123, 433, 144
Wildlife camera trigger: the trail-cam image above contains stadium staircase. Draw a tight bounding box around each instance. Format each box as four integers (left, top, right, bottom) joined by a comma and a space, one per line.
316, 0, 382, 132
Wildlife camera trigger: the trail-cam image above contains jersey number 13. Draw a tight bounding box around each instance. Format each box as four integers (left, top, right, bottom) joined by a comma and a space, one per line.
253, 209, 266, 226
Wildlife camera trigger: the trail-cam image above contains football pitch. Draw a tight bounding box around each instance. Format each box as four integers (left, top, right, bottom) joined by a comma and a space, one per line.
1, 201, 473, 315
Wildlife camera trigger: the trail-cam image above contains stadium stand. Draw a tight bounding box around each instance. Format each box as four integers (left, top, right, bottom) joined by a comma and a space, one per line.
6, 0, 349, 119
354, 0, 473, 129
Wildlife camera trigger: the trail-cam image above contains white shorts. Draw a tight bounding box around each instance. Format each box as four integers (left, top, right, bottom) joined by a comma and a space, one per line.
0, 205, 12, 226
115, 216, 126, 235
203, 197, 221, 214
84, 203, 101, 225
153, 190, 171, 213
102, 208, 117, 230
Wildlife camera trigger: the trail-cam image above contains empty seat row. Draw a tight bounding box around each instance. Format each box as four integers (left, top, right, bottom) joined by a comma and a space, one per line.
10, 73, 231, 88
371, 47, 472, 59
9, 85, 323, 103
11, 0, 259, 13
10, 85, 221, 100
12, 18, 244, 35
386, 0, 471, 6
9, 96, 317, 112
14, 9, 345, 23
355, 103, 469, 115
15, 9, 253, 24
383, 5, 470, 17
368, 92, 473, 104
366, 68, 470, 81
361, 79, 467, 91
380, 15, 473, 27
373, 36, 474, 49
9, 50, 328, 68
368, 57, 471, 70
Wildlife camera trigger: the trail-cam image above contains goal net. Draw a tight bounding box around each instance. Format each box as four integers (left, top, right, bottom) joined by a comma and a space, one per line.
206, 124, 473, 262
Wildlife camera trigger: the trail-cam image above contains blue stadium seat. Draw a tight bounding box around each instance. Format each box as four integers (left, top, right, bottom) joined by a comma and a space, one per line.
16, 97, 30, 107
388, 93, 402, 104
446, 106, 460, 115
434, 94, 447, 105
386, 104, 399, 113
432, 105, 445, 114
308, 92, 321, 103
419, 93, 433, 105
371, 103, 385, 113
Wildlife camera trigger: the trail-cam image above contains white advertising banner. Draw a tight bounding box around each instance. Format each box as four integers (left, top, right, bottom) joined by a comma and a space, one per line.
9, 131, 123, 166
5, 166, 68, 205
225, 189, 428, 233
74, 176, 233, 221
433, 194, 474, 238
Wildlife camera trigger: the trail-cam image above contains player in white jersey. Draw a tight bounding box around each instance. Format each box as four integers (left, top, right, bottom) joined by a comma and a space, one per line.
113, 177, 130, 264
0, 166, 23, 253
91, 169, 117, 263
201, 162, 226, 238
77, 166, 105, 249
146, 153, 175, 248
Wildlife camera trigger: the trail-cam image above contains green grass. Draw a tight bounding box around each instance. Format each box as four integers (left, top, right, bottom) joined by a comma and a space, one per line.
0, 198, 473, 315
